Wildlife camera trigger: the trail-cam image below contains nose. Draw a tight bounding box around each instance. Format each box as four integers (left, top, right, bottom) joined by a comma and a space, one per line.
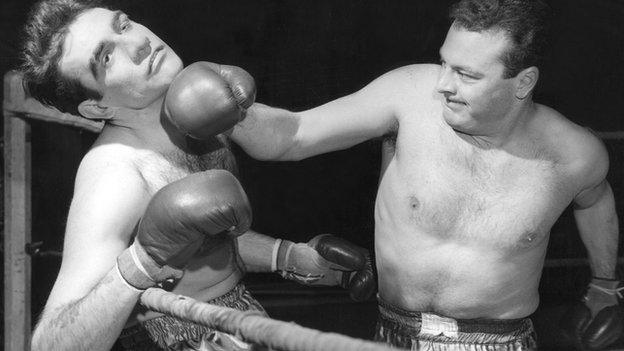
128, 38, 151, 65
435, 65, 456, 95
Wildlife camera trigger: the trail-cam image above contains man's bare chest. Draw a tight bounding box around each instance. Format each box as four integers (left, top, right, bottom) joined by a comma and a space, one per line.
379, 131, 574, 249
137, 137, 238, 194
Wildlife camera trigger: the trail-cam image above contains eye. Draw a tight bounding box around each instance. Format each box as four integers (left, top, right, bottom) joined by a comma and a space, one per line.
120, 20, 131, 32
119, 14, 132, 32
457, 71, 476, 80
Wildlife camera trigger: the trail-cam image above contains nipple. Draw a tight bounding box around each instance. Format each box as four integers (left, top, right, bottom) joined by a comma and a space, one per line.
521, 232, 539, 246
409, 196, 420, 210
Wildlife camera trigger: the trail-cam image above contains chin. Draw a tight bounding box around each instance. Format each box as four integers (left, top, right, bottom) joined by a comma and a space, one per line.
162, 56, 184, 80
442, 109, 476, 132
442, 108, 463, 126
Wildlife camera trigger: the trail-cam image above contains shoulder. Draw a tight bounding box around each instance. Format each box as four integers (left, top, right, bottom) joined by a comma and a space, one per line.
371, 64, 440, 90
70, 144, 151, 235
75, 144, 148, 192
536, 104, 608, 183
354, 64, 440, 112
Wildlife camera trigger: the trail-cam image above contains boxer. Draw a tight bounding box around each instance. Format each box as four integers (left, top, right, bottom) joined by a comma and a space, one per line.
21, 1, 375, 350
229, 0, 623, 349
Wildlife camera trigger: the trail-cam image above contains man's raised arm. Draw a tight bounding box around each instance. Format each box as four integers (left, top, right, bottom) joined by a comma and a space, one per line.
32, 150, 253, 350
229, 66, 424, 161
31, 150, 151, 351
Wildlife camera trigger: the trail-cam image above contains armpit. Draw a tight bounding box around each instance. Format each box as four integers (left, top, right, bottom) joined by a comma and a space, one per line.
573, 179, 609, 210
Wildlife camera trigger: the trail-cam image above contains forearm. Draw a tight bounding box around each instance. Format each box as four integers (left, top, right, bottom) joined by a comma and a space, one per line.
574, 183, 620, 279
236, 230, 279, 273
230, 103, 301, 161
31, 266, 142, 351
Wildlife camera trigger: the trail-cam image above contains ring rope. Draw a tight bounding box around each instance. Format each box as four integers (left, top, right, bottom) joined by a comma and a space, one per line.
140, 287, 397, 351
543, 257, 624, 268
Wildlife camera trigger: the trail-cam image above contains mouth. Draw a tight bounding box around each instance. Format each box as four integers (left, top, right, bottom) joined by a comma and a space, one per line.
147, 45, 165, 75
445, 98, 466, 109
446, 98, 465, 105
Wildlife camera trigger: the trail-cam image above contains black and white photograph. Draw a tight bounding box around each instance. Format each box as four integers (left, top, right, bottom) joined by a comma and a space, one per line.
1, 0, 623, 350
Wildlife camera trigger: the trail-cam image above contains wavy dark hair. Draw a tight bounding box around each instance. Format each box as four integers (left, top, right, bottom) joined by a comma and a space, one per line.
20, 0, 103, 116
450, 0, 551, 78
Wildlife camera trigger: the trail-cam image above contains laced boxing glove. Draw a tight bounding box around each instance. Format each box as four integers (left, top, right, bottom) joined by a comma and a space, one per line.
273, 234, 376, 301
117, 170, 252, 290
164, 61, 256, 139
561, 277, 624, 350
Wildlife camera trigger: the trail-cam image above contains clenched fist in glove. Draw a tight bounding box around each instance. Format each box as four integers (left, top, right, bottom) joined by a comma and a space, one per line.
117, 170, 252, 290
273, 234, 376, 301
164, 61, 256, 139
561, 277, 624, 350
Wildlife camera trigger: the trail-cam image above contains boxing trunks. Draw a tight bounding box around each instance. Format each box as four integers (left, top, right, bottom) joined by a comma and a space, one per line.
374, 296, 537, 350
117, 283, 267, 351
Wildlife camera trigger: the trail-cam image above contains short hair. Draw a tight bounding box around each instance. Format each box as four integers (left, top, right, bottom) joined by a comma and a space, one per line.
20, 0, 103, 116
449, 0, 551, 78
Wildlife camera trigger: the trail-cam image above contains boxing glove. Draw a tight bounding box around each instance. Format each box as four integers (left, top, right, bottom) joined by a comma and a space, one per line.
117, 170, 252, 290
274, 234, 376, 301
164, 62, 256, 139
560, 277, 624, 350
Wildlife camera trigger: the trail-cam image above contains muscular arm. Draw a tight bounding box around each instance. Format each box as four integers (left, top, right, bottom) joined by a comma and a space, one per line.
230, 65, 426, 161
31, 148, 150, 350
574, 180, 619, 279
572, 136, 619, 279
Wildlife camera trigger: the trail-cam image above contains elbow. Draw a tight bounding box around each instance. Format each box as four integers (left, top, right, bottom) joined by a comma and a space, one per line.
272, 140, 305, 161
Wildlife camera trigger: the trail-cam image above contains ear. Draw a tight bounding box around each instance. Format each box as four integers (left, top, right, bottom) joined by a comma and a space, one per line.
515, 66, 539, 100
77, 99, 115, 120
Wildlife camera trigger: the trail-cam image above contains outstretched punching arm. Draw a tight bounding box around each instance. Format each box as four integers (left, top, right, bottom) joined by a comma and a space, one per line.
228, 65, 431, 161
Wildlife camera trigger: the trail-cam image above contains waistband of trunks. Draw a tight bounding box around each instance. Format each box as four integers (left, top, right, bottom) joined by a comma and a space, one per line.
118, 282, 265, 349
377, 296, 530, 335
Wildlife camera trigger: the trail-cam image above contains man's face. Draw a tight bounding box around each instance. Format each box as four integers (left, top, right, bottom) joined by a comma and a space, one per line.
436, 25, 518, 134
59, 8, 183, 111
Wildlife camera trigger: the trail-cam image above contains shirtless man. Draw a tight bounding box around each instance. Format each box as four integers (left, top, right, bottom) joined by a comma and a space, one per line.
230, 0, 623, 349
21, 0, 374, 350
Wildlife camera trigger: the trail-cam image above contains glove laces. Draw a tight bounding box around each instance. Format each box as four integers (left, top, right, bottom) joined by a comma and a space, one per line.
589, 282, 624, 299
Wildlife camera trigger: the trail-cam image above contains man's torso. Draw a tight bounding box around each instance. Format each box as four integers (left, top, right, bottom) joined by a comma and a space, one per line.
375, 65, 590, 319
92, 132, 244, 324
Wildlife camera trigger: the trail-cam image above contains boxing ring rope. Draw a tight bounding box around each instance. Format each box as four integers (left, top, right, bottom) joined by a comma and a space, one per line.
3, 69, 624, 350
140, 287, 393, 351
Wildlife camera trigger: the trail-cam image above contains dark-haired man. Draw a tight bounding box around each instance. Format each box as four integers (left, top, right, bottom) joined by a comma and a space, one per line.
21, 1, 375, 350
231, 0, 623, 349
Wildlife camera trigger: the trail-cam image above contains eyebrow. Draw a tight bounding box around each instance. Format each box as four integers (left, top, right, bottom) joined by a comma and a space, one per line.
439, 54, 482, 78
452, 64, 481, 77
88, 11, 124, 80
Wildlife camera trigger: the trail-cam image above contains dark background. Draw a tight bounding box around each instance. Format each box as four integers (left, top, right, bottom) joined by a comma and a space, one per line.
1, 0, 624, 350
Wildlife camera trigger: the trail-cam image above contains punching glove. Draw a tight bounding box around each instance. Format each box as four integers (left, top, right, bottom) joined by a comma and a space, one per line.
273, 234, 376, 301
560, 277, 624, 350
164, 61, 256, 139
117, 170, 252, 290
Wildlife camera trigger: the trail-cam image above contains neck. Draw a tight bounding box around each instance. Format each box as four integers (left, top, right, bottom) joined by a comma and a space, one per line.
100, 96, 187, 154
459, 100, 536, 149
